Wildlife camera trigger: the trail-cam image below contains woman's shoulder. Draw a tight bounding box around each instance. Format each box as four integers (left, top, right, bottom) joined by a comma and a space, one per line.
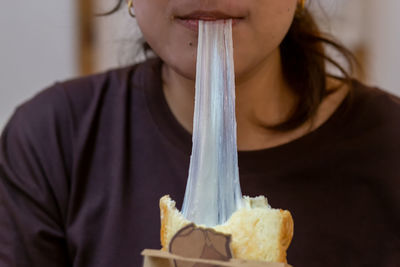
349, 80, 400, 123
10, 58, 161, 128
1, 58, 162, 148
47, 57, 161, 112
352, 80, 400, 108
339, 80, 400, 144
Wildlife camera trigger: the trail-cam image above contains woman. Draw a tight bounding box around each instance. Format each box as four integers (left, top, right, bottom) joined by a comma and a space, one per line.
0, 0, 399, 266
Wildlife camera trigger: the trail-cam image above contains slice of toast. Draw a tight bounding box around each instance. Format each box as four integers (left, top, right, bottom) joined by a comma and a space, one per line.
160, 195, 294, 263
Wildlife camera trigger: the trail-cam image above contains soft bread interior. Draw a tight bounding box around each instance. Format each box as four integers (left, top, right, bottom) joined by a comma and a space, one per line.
160, 195, 294, 263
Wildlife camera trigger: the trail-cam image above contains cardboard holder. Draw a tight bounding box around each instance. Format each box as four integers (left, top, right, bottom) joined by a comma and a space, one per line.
142, 249, 291, 267
141, 224, 292, 267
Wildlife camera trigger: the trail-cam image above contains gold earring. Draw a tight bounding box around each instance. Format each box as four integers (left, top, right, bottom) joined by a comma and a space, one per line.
128, 0, 135, 18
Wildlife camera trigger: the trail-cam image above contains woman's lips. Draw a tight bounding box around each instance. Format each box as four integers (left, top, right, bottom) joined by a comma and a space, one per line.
175, 11, 244, 32
176, 18, 242, 32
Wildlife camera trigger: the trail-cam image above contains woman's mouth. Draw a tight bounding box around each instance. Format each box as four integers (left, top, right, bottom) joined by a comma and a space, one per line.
175, 11, 245, 32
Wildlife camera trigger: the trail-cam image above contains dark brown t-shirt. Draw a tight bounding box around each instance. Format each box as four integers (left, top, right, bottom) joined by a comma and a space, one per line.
0, 58, 399, 267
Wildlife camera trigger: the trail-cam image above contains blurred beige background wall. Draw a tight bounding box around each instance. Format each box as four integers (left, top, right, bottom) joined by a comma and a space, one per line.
364, 0, 400, 96
315, 0, 400, 96
1, 0, 400, 131
0, 1, 77, 130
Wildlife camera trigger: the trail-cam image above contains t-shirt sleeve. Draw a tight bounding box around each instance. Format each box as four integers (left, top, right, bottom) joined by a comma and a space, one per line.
0, 84, 73, 266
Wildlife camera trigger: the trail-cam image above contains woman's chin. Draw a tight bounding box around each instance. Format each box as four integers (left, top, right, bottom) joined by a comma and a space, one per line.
162, 50, 256, 83
166, 58, 198, 81
165, 61, 249, 84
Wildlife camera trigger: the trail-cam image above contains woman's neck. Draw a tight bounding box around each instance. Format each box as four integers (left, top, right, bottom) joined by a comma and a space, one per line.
161, 49, 348, 151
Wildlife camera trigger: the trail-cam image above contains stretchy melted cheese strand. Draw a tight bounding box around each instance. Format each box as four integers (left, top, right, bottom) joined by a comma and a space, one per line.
181, 20, 242, 227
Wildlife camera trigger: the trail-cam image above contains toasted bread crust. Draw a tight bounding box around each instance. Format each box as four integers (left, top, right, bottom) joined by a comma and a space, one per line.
160, 196, 168, 250
278, 210, 294, 263
160, 195, 191, 250
160, 195, 294, 262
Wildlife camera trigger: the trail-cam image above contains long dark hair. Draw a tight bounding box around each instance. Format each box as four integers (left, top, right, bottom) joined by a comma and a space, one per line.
277, 8, 356, 131
102, 1, 357, 131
